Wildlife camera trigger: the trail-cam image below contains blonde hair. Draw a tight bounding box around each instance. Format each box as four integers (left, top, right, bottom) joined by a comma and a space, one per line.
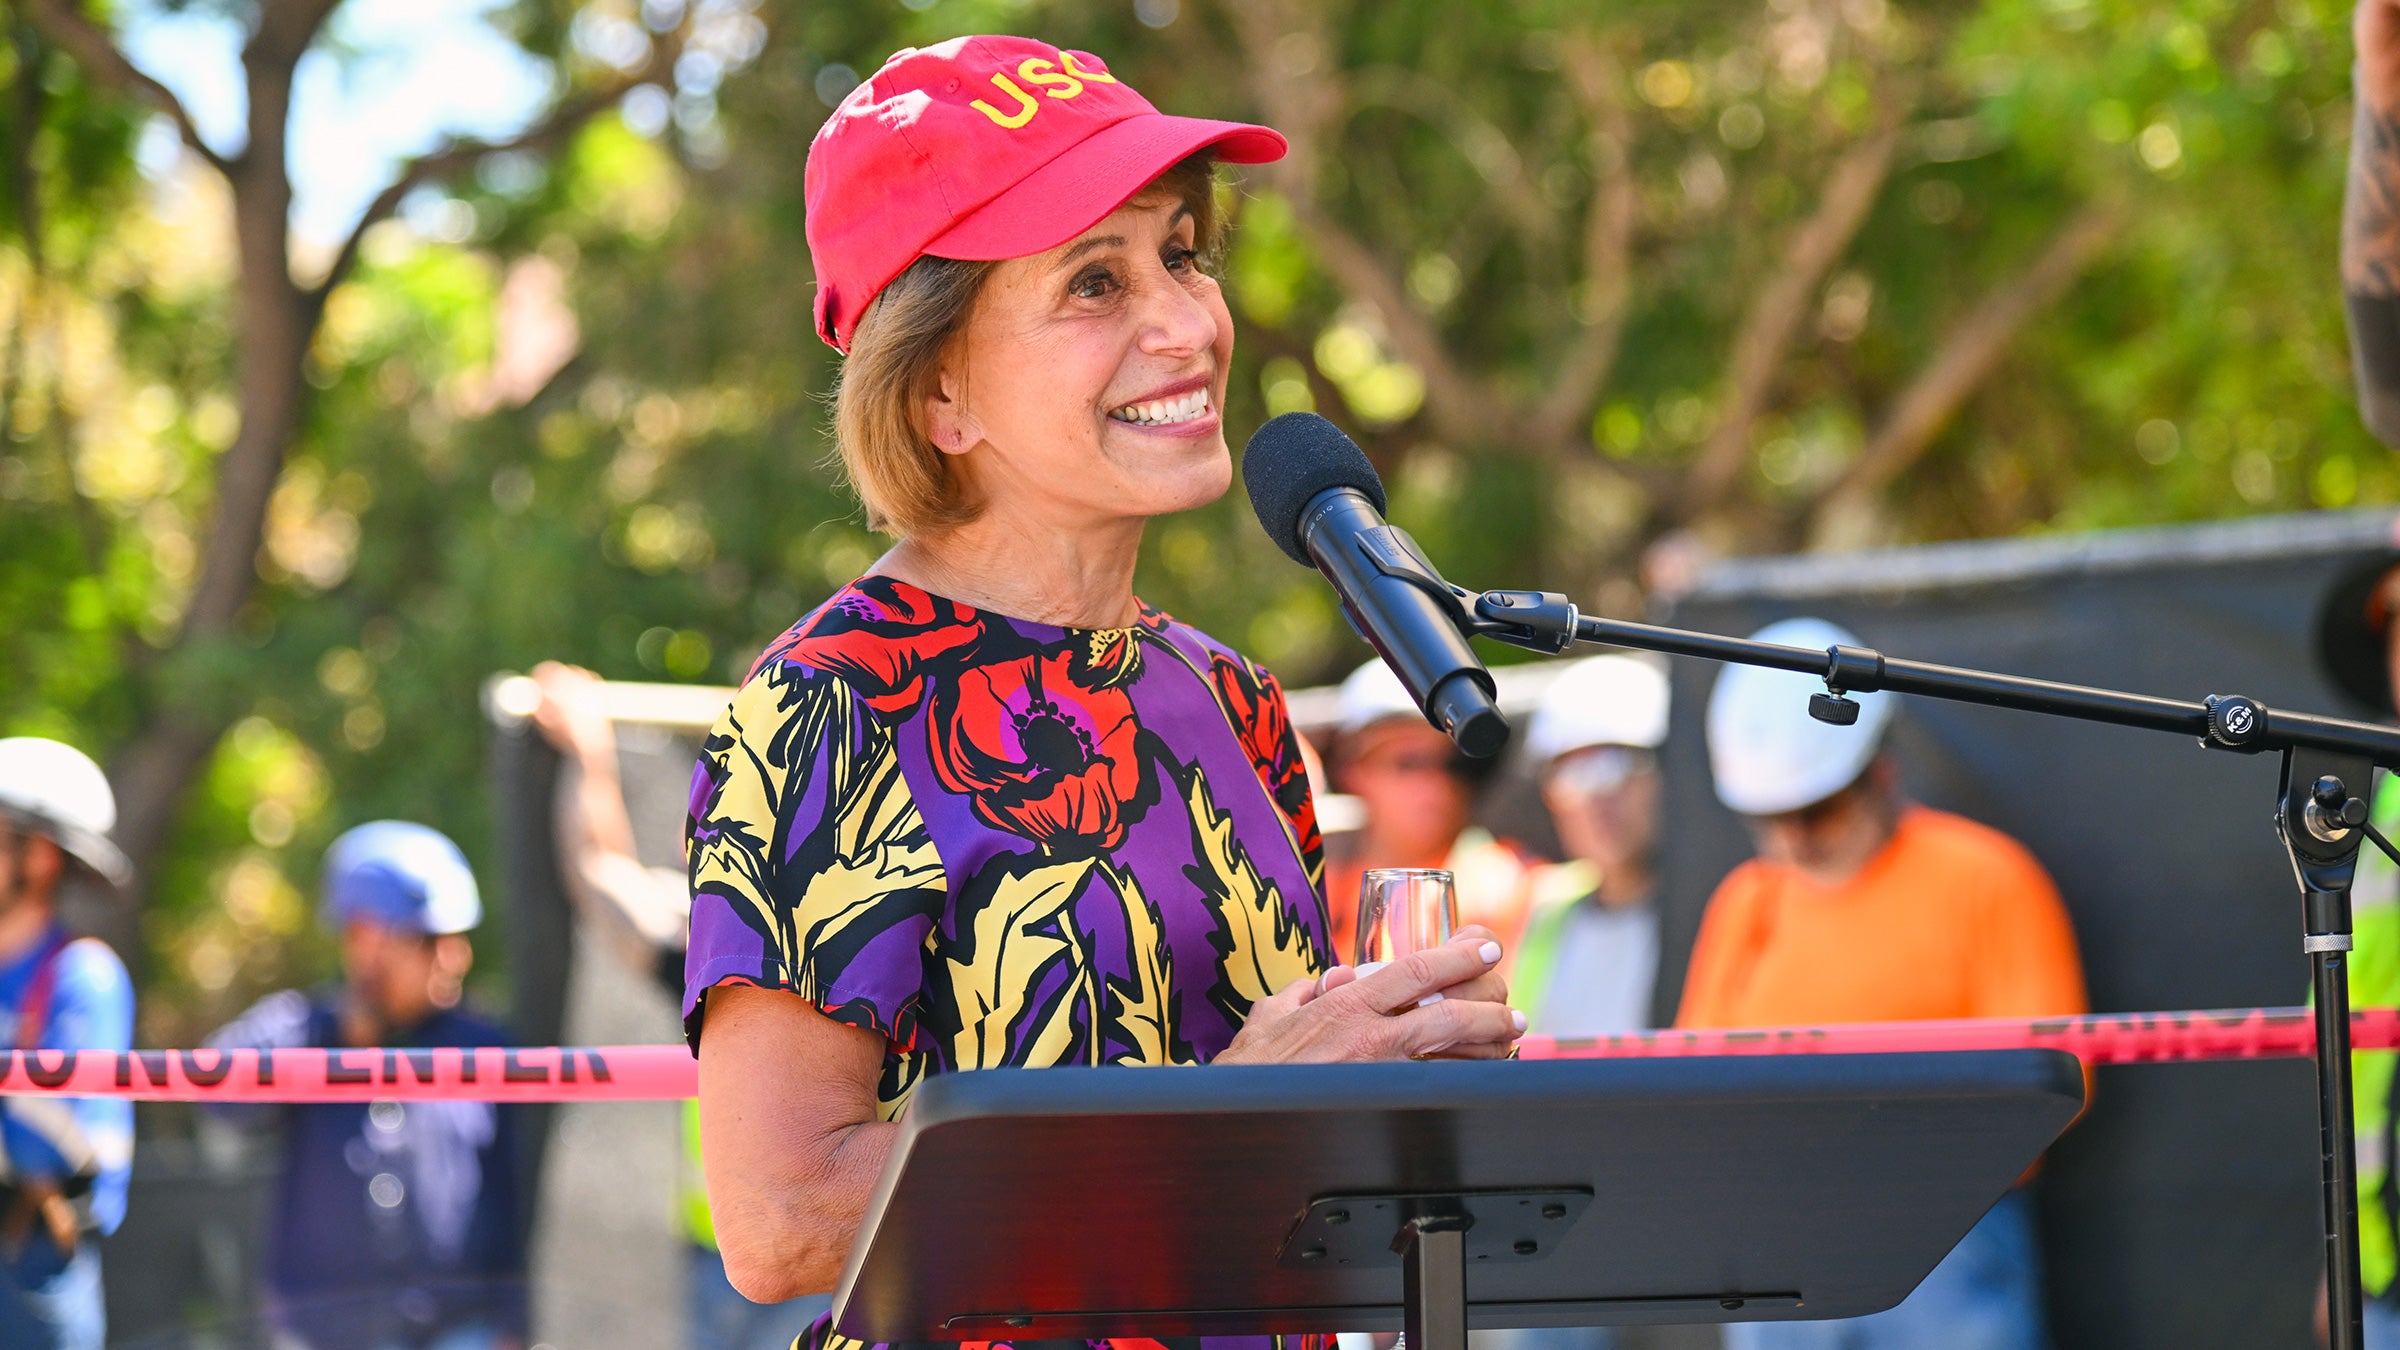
831, 154, 1226, 537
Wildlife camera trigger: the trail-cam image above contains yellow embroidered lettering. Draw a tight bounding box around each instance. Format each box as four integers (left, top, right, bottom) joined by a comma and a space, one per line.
1018, 57, 1084, 100
970, 73, 1039, 128
1060, 52, 1117, 84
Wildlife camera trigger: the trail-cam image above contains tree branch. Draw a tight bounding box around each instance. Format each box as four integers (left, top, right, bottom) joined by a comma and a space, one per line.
1215, 0, 1505, 448
19, 0, 230, 175
248, 0, 345, 71
1682, 109, 1910, 516
1524, 29, 1641, 454
1345, 65, 1554, 248
1806, 196, 2122, 541
309, 30, 683, 307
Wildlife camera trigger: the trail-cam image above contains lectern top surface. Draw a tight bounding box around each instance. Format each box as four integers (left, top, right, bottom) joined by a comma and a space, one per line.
833, 1050, 2084, 1343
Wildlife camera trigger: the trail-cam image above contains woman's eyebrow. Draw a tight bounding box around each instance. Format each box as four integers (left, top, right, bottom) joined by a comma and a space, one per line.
1052, 206, 1195, 271
1054, 235, 1126, 270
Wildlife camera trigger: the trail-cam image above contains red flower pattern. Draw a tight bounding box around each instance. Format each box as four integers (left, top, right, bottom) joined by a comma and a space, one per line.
761, 579, 984, 716
929, 643, 1147, 848
1207, 654, 1320, 863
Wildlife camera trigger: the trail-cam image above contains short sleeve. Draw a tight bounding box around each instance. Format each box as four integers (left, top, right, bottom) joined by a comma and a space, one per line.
682, 660, 948, 1053
2, 940, 135, 1232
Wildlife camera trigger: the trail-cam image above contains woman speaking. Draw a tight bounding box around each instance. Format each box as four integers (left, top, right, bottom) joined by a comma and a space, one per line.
679, 32, 1525, 1340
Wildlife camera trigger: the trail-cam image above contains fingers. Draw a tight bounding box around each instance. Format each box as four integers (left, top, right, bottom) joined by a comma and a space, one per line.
1428, 970, 1509, 1007
1352, 935, 1505, 1015
1316, 965, 1360, 996
1270, 972, 1324, 1010
1389, 997, 1527, 1059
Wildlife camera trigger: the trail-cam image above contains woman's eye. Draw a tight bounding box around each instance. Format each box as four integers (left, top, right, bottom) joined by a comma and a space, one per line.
1165, 246, 1199, 272
1071, 266, 1118, 300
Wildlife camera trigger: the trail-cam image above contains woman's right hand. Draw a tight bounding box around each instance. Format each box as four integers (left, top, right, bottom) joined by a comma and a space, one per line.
1216, 932, 1525, 1064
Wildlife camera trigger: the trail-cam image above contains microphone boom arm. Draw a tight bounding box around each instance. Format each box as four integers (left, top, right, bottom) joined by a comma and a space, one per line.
1461, 584, 2393, 1350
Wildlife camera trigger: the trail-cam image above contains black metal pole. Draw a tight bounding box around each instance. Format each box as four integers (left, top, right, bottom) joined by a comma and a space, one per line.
2316, 926, 2366, 1350
1533, 608, 2400, 763
1398, 1215, 1468, 1350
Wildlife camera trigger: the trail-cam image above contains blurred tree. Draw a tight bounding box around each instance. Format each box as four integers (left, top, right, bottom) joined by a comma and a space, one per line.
17, 0, 684, 902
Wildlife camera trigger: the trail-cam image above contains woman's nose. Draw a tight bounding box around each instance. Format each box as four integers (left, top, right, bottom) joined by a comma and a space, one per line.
1134, 268, 1217, 356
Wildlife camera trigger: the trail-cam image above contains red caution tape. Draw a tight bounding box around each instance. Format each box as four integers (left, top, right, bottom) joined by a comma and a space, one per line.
1520, 1005, 2400, 1066
0, 1045, 694, 1102
0, 1007, 2393, 1102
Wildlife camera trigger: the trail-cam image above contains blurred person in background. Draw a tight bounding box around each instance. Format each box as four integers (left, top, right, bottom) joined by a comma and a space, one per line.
0, 739, 135, 1350
528, 661, 828, 1350
1471, 657, 1670, 1350
2347, 0, 2400, 444
207, 821, 526, 1350
1680, 618, 2087, 1350
2313, 544, 2400, 1345
1510, 656, 1670, 1039
1323, 659, 1535, 962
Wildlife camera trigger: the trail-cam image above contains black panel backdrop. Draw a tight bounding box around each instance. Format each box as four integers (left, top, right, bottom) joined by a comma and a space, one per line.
1651, 507, 2400, 1350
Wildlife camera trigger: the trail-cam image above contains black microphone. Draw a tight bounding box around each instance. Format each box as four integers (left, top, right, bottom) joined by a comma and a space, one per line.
1241, 412, 1509, 758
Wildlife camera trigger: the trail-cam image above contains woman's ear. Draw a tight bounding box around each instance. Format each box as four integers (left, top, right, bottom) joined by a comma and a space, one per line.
923, 354, 984, 458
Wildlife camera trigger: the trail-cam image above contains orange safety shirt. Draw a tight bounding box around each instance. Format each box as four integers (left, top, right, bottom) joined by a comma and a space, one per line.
1676, 806, 2088, 1030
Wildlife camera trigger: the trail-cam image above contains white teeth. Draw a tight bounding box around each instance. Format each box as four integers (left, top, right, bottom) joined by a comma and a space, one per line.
1110, 388, 1211, 426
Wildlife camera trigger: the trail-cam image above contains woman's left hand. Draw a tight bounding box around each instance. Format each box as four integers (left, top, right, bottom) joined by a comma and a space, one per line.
1320, 922, 1511, 1008
1217, 927, 1522, 1064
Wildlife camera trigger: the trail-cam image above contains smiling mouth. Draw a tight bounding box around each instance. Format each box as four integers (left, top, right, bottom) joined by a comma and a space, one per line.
1108, 387, 1212, 427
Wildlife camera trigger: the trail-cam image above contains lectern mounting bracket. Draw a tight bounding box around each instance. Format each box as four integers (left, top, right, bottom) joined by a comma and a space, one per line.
1277, 1189, 1593, 1269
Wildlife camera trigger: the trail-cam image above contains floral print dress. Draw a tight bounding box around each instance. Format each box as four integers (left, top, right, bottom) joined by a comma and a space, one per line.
683, 575, 1333, 1350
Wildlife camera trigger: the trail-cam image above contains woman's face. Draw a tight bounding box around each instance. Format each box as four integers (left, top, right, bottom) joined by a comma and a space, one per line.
929, 189, 1235, 531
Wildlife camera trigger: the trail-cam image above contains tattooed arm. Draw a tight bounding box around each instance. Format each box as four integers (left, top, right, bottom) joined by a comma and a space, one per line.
2347, 0, 2400, 443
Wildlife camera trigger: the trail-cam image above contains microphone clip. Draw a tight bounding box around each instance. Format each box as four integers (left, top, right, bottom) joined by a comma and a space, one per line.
1470, 590, 1580, 655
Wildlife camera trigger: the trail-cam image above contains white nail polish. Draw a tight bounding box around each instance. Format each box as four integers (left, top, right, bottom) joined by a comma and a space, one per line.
1479, 941, 1502, 964
1357, 961, 1389, 979
1512, 1009, 1529, 1032
1417, 992, 1445, 1007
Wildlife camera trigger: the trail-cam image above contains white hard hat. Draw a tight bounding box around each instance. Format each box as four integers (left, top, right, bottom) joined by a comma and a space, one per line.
0, 738, 131, 887
1705, 618, 1894, 816
1336, 659, 1423, 736
1525, 656, 1669, 762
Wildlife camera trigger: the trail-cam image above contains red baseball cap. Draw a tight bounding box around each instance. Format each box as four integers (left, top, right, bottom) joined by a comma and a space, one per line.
804, 35, 1287, 353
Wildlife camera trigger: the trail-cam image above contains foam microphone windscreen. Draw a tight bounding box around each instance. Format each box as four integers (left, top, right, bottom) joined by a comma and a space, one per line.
1240, 412, 1390, 566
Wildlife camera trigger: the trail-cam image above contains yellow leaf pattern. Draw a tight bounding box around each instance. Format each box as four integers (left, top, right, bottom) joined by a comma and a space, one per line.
946, 856, 1096, 1071
1099, 861, 1190, 1065
1186, 766, 1323, 1019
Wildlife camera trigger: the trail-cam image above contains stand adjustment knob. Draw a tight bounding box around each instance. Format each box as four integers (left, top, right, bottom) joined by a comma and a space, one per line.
1808, 692, 1860, 726
2202, 694, 2266, 751
2313, 776, 2371, 829
2305, 775, 2370, 843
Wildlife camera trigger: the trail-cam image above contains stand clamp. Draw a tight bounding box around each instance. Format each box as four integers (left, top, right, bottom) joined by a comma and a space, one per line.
2276, 749, 2375, 1350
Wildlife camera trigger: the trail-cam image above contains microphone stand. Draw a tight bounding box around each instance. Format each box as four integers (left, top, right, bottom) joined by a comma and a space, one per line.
1464, 587, 2400, 1350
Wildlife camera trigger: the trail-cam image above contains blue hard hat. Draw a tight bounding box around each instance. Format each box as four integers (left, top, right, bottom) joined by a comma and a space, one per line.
321, 821, 482, 936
